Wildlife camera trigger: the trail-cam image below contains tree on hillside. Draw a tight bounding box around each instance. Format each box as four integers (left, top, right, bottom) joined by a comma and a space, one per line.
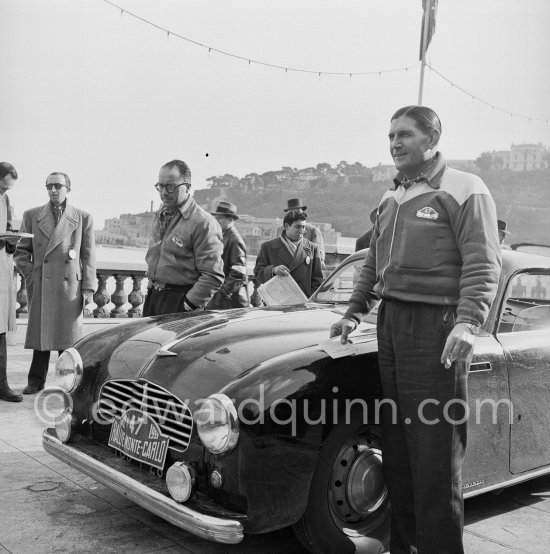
206, 174, 239, 188
475, 152, 495, 172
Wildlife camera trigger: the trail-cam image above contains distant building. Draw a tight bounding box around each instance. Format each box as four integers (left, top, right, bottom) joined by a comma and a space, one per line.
447, 159, 478, 173
95, 211, 155, 247
491, 143, 549, 171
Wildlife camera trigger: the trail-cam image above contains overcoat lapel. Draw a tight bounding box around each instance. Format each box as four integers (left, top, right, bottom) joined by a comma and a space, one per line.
288, 240, 308, 273
45, 203, 79, 257
273, 238, 294, 268
36, 203, 55, 241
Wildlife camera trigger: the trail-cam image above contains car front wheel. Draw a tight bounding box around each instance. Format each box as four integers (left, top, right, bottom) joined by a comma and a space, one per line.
293, 417, 390, 554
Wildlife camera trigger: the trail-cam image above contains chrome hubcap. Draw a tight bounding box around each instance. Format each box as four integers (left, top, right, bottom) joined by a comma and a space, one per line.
329, 434, 387, 525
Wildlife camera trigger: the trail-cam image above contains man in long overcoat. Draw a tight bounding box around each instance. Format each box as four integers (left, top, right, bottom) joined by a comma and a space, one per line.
255, 210, 323, 298
14, 172, 96, 393
0, 162, 22, 402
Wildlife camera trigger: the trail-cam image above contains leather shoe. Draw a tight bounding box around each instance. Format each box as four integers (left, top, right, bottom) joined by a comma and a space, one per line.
0, 388, 23, 402
22, 385, 43, 395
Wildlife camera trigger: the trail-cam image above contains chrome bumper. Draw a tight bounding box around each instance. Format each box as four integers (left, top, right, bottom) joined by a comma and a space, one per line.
42, 429, 244, 544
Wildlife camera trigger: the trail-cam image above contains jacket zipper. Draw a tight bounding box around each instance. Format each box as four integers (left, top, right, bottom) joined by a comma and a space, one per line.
379, 185, 410, 297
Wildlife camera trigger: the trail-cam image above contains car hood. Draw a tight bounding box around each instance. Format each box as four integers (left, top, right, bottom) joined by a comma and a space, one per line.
93, 304, 365, 404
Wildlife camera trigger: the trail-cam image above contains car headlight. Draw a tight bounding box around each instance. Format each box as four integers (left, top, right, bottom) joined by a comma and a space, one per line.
55, 348, 83, 392
55, 408, 76, 443
195, 394, 239, 454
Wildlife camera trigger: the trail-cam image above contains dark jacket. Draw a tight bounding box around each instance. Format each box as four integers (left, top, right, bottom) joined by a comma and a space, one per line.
346, 154, 502, 327
208, 226, 249, 309
355, 228, 373, 251
254, 236, 323, 298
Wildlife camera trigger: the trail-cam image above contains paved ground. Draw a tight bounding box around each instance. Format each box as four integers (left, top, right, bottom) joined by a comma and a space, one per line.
1, 328, 550, 553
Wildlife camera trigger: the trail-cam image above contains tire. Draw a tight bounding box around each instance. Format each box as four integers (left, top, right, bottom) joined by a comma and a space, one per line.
293, 415, 390, 554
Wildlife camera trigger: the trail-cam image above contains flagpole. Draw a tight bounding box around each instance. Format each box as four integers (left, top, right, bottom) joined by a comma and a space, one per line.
418, 0, 432, 105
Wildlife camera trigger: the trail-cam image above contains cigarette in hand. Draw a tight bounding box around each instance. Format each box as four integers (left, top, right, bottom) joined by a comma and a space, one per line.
444, 356, 452, 369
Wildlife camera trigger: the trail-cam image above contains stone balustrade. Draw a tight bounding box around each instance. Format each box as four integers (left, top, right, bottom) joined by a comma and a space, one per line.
14, 251, 350, 318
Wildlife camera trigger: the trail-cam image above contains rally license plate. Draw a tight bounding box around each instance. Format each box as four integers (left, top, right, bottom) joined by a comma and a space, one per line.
108, 408, 169, 470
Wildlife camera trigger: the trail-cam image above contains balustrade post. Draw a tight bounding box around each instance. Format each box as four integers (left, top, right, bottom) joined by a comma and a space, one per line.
128, 275, 144, 318
16, 272, 28, 317
110, 274, 128, 318
93, 272, 111, 318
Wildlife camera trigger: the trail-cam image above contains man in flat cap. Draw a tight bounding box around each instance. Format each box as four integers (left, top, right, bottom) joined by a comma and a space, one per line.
276, 198, 325, 269
15, 171, 96, 394
207, 201, 249, 309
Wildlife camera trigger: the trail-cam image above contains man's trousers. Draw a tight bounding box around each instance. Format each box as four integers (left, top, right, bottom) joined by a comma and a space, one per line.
377, 299, 468, 554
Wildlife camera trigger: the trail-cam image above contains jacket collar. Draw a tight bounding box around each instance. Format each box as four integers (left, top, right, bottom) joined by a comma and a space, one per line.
392, 152, 447, 190
37, 201, 79, 256
177, 194, 196, 219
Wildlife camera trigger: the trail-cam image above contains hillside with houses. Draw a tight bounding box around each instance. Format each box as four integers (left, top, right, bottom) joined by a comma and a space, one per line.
96, 143, 550, 253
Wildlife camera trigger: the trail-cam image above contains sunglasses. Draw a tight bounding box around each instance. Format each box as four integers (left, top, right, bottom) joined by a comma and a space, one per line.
154, 182, 189, 193
45, 183, 67, 190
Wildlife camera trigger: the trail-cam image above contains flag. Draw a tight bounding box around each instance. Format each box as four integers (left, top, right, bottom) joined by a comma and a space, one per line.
419, 0, 438, 60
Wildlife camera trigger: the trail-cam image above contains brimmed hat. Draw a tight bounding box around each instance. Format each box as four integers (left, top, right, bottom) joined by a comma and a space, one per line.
284, 198, 307, 212
211, 201, 239, 219
497, 219, 510, 235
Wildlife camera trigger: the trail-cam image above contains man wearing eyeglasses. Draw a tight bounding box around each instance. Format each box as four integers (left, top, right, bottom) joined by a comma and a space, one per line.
0, 162, 22, 402
14, 172, 96, 394
143, 160, 224, 316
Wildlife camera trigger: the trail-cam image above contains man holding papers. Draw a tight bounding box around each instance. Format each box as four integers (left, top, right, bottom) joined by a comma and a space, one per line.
254, 210, 323, 299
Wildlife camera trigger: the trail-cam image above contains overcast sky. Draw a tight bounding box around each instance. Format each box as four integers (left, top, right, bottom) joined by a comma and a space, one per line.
2, 0, 549, 228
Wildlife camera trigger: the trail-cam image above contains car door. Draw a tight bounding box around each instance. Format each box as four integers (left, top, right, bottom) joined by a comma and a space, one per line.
461, 334, 511, 491
497, 270, 550, 474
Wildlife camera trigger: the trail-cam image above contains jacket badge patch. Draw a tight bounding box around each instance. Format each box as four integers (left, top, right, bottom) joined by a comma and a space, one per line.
416, 207, 439, 220
171, 236, 184, 247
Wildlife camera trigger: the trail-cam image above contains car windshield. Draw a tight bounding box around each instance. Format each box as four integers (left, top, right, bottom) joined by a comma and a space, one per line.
311, 256, 365, 304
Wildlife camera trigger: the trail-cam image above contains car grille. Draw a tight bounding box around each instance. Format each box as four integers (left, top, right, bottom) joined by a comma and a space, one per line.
97, 379, 193, 452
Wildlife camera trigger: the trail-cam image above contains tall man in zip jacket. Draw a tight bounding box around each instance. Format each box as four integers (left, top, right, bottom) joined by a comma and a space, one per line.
331, 106, 502, 554
144, 160, 224, 316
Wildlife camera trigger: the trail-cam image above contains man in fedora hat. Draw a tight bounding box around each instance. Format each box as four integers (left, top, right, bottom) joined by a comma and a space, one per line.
276, 198, 325, 269
498, 219, 511, 249
207, 201, 249, 309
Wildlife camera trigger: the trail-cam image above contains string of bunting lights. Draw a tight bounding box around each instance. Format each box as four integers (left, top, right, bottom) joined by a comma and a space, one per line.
103, 0, 548, 125
427, 65, 549, 125
103, 0, 418, 77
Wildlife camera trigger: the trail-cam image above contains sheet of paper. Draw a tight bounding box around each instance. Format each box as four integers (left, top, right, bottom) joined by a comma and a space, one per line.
257, 273, 308, 306
318, 337, 358, 359
0, 231, 33, 240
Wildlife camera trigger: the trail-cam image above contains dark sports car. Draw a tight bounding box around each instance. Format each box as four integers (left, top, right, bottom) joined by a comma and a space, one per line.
43, 249, 550, 553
